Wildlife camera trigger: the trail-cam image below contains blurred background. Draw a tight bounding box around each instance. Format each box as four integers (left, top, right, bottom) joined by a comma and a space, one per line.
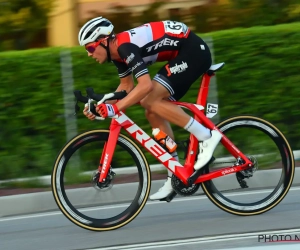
1, 0, 300, 50
0, 0, 300, 189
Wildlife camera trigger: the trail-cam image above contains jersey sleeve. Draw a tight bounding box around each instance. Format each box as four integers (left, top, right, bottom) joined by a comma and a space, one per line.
117, 43, 149, 79
112, 60, 132, 78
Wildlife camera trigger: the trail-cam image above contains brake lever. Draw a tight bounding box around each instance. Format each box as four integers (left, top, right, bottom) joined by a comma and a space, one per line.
85, 102, 105, 121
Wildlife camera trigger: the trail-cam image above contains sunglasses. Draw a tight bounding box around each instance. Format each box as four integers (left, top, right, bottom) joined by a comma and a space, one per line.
85, 37, 109, 53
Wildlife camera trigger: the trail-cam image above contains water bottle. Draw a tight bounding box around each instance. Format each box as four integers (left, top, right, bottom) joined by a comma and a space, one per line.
152, 128, 177, 153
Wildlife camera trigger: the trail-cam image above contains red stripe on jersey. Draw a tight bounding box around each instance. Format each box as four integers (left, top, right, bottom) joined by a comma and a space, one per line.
117, 32, 130, 46
167, 28, 191, 39
149, 22, 165, 40
157, 51, 179, 62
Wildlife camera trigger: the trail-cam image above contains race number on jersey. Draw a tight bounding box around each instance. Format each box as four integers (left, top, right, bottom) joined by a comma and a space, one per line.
163, 21, 189, 36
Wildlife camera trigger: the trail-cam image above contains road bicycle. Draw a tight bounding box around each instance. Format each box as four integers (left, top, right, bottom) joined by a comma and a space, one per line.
51, 62, 295, 231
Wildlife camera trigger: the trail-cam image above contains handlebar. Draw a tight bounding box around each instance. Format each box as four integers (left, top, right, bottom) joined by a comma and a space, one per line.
73, 88, 127, 119
74, 90, 89, 103
74, 88, 127, 104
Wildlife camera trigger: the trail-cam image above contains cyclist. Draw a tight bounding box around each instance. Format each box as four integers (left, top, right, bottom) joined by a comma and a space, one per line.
79, 17, 222, 200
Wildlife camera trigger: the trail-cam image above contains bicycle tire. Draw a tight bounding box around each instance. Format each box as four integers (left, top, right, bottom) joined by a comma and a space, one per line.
51, 130, 151, 231
201, 116, 295, 216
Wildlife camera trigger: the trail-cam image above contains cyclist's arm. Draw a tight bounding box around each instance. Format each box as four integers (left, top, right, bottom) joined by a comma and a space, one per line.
116, 74, 152, 110
115, 74, 135, 94
114, 43, 153, 111
109, 60, 135, 104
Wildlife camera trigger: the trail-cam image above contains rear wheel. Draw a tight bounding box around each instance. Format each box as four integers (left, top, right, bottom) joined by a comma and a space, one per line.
51, 130, 151, 231
201, 116, 295, 215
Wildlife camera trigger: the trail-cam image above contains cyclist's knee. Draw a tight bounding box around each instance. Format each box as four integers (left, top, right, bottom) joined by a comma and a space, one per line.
140, 97, 152, 110
141, 95, 161, 111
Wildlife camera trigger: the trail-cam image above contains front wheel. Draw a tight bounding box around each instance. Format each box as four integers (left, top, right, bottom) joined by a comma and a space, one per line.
201, 116, 295, 216
51, 130, 151, 231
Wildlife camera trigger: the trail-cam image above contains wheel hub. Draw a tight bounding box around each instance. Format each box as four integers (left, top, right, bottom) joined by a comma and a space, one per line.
91, 168, 116, 191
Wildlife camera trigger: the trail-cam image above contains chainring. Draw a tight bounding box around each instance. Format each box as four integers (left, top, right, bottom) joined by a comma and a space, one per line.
171, 175, 200, 196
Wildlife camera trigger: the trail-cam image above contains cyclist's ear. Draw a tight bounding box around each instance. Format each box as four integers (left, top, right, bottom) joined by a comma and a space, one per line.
101, 39, 108, 46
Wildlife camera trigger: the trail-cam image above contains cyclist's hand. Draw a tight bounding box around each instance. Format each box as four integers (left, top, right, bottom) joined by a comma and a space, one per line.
83, 105, 96, 120
96, 103, 119, 118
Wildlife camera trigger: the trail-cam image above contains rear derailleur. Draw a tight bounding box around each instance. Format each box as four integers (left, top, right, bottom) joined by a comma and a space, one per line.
235, 156, 258, 188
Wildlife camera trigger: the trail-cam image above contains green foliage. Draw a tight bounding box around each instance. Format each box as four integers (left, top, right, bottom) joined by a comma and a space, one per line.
1, 23, 300, 180
0, 48, 64, 179
0, 0, 53, 50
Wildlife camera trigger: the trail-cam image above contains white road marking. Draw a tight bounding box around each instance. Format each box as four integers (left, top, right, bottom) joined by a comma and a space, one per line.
87, 229, 300, 249
0, 187, 299, 222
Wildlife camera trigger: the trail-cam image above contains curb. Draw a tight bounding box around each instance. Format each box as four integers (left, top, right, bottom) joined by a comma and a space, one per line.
1, 160, 300, 187
1, 149, 299, 186
0, 169, 298, 218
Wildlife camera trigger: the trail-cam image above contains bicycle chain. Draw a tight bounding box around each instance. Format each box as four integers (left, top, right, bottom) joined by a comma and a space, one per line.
211, 161, 236, 165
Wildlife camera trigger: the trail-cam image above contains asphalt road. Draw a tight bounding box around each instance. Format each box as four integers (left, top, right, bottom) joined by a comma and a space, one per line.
0, 186, 299, 250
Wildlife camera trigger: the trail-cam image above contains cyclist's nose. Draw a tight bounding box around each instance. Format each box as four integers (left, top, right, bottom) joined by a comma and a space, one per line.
87, 52, 93, 57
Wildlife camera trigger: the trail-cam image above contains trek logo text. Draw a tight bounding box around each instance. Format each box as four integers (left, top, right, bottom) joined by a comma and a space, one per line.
146, 38, 179, 52
115, 112, 183, 172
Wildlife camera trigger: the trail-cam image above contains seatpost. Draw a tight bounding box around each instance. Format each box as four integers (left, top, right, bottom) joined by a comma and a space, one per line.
196, 73, 214, 109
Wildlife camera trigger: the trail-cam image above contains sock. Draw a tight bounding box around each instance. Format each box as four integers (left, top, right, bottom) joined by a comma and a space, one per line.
167, 151, 179, 177
184, 117, 211, 141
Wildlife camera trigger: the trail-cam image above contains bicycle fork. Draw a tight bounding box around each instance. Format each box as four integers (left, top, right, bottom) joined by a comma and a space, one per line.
97, 120, 122, 184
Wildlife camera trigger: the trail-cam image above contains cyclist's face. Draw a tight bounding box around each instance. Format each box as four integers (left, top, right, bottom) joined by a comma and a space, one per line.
86, 41, 108, 64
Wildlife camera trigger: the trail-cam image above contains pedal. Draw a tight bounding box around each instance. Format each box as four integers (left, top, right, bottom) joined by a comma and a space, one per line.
159, 191, 177, 203
187, 156, 215, 186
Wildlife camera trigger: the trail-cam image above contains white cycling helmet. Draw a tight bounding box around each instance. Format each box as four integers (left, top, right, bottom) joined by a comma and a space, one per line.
78, 17, 114, 46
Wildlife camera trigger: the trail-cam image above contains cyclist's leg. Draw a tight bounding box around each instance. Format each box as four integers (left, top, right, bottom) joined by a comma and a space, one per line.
141, 33, 211, 137
145, 109, 174, 139
142, 80, 217, 200
144, 109, 178, 160
141, 82, 212, 141
142, 32, 222, 176
144, 108, 178, 200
